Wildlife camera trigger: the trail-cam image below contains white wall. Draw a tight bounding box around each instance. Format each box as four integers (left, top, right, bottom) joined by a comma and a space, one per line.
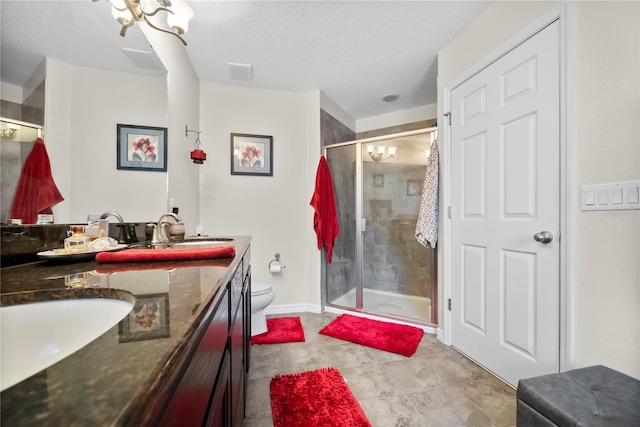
140, 23, 200, 234
571, 0, 639, 378
356, 103, 437, 133
1, 81, 22, 104
438, 1, 640, 378
199, 82, 322, 310
46, 59, 168, 223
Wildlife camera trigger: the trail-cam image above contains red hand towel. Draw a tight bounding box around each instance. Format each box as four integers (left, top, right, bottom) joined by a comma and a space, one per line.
310, 156, 339, 263
95, 258, 232, 274
10, 138, 64, 224
95, 246, 235, 263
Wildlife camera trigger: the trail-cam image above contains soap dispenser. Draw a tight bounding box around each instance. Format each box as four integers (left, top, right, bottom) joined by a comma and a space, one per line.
64, 225, 89, 253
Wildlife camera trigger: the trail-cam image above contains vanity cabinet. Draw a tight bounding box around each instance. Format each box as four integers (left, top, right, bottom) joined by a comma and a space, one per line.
158, 245, 251, 427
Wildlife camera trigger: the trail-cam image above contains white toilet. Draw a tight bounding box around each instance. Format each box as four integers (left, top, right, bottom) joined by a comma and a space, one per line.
251, 282, 275, 336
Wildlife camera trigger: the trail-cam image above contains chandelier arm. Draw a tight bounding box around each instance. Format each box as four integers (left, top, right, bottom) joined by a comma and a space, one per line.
140, 5, 174, 18
142, 16, 187, 45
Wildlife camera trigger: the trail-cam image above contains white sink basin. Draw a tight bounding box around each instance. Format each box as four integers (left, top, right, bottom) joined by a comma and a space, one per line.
1, 298, 133, 391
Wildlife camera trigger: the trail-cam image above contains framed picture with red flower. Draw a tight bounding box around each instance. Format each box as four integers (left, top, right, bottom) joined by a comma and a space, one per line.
118, 293, 170, 343
117, 124, 168, 172
230, 133, 273, 176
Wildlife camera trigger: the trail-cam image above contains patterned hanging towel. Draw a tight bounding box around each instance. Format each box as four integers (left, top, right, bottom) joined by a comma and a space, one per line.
415, 139, 439, 248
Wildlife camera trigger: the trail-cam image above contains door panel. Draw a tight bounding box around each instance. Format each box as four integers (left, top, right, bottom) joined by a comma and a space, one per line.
450, 21, 560, 386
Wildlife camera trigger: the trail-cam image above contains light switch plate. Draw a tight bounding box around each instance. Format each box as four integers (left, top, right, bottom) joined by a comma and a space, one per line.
581, 180, 640, 211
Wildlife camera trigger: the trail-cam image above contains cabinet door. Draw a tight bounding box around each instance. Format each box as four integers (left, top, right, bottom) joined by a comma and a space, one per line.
244, 268, 251, 373
205, 349, 231, 427
230, 293, 245, 426
159, 287, 229, 426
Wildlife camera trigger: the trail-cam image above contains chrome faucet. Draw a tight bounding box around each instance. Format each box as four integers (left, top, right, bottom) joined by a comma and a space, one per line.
100, 211, 138, 244
100, 211, 124, 223
151, 212, 183, 245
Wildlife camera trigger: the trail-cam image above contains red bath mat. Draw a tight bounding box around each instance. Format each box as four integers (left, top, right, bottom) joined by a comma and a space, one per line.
270, 367, 371, 427
252, 316, 305, 345
319, 314, 423, 357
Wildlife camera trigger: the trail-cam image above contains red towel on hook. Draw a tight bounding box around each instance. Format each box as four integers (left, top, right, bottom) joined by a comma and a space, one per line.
310, 155, 339, 263
10, 138, 64, 224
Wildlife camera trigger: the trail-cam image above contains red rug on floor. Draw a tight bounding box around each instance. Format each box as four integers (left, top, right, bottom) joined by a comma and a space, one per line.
270, 367, 371, 427
319, 314, 424, 357
252, 316, 305, 345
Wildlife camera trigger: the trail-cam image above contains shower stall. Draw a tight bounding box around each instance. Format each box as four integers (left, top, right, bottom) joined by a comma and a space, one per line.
322, 128, 438, 326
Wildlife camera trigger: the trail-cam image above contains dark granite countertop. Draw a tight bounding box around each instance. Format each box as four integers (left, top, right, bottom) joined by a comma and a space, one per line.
0, 236, 251, 426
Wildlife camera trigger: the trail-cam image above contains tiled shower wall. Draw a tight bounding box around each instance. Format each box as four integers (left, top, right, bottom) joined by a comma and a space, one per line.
363, 162, 432, 298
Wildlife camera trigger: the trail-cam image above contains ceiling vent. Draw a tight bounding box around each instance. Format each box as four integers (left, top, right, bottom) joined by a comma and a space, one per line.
227, 62, 253, 80
121, 48, 163, 70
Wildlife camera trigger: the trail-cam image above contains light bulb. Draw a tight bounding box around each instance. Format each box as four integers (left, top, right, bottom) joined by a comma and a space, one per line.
167, 0, 194, 34
111, 2, 133, 25
387, 146, 397, 156
366, 145, 375, 154
377, 146, 386, 155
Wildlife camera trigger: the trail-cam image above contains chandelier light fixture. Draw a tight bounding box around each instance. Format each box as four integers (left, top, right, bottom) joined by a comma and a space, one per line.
94, 0, 194, 45
367, 145, 397, 162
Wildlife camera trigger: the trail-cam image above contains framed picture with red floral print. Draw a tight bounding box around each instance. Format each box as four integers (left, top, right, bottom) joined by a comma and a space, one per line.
117, 124, 168, 172
230, 133, 273, 176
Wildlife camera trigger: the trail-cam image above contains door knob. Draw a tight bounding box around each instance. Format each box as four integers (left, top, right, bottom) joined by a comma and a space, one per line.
533, 231, 553, 244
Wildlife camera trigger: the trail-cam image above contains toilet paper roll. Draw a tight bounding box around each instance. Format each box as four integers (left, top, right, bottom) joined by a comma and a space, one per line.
269, 262, 282, 274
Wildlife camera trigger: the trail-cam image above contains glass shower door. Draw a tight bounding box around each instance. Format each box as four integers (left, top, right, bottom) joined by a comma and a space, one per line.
323, 130, 437, 325
323, 144, 358, 310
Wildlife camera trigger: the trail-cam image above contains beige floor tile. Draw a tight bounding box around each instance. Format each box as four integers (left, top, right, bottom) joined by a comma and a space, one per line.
324, 342, 377, 368
359, 394, 428, 427
244, 377, 273, 421
248, 344, 283, 381
455, 379, 517, 427
244, 312, 517, 427
339, 363, 398, 401
382, 357, 449, 393
280, 342, 333, 374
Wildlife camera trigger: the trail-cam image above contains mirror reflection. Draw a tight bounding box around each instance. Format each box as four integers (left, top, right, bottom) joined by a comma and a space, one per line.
1, 1, 168, 225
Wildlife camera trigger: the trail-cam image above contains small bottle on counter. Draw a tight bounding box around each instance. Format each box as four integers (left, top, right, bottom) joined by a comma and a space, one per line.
64, 225, 89, 253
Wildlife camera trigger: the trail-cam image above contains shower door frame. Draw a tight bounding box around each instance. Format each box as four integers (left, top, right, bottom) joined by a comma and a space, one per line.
323, 128, 438, 327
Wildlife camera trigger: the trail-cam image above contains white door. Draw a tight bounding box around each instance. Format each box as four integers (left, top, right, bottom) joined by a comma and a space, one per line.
450, 21, 560, 386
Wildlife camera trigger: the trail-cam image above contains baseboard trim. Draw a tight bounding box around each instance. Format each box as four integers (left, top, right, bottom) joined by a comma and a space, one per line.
265, 303, 322, 315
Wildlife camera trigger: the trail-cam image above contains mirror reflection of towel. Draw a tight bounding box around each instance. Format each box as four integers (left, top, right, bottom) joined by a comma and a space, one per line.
10, 138, 64, 224
415, 140, 439, 248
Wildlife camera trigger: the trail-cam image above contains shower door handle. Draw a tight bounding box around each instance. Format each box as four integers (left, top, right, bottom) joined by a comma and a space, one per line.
360, 218, 367, 232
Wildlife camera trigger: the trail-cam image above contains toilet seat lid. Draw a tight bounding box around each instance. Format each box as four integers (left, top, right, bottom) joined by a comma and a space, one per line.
252, 282, 272, 296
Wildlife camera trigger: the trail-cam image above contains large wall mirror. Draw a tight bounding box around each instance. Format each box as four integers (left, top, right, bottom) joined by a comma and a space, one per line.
1, 1, 169, 225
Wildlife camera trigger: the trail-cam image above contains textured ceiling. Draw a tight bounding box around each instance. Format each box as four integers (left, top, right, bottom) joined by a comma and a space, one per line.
1, 0, 490, 120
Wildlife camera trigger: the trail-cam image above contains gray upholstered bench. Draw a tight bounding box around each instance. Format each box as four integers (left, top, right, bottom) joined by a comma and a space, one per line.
517, 365, 640, 426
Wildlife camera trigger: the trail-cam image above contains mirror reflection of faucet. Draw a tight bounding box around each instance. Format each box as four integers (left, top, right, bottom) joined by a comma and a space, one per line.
99, 211, 139, 244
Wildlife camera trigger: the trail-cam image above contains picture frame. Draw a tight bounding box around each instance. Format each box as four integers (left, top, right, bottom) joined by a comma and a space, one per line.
119, 293, 170, 343
117, 124, 168, 172
407, 180, 422, 196
230, 133, 273, 176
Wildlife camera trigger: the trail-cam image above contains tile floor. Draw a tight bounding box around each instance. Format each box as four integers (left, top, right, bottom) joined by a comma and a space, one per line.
243, 312, 517, 427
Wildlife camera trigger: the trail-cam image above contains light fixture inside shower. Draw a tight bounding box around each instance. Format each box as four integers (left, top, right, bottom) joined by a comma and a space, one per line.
367, 145, 397, 162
